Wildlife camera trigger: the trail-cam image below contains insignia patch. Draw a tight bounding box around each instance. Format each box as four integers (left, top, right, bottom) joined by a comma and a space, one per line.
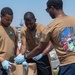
9, 31, 14, 35
35, 34, 40, 38
41, 34, 46, 38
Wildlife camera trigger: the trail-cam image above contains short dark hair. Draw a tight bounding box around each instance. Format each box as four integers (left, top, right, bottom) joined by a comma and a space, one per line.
24, 12, 35, 20
1, 7, 13, 16
47, 0, 63, 10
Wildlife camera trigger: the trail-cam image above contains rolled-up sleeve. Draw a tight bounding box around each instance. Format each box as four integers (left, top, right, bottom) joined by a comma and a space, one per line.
40, 26, 51, 42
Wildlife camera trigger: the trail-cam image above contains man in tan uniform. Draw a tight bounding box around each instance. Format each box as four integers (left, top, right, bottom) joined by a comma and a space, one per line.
15, 0, 75, 75
15, 12, 53, 75
24, 0, 75, 75
0, 7, 19, 75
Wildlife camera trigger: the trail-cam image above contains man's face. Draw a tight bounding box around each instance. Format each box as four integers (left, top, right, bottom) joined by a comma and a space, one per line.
46, 7, 55, 19
1, 14, 13, 27
25, 18, 36, 31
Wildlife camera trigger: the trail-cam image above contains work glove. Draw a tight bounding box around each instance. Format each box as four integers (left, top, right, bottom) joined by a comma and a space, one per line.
32, 54, 43, 61
22, 61, 28, 72
14, 54, 25, 64
1, 60, 12, 70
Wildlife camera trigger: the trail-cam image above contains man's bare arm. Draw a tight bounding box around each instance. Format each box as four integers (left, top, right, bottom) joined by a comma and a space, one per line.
20, 39, 26, 54
15, 43, 20, 56
42, 41, 53, 56
26, 42, 49, 59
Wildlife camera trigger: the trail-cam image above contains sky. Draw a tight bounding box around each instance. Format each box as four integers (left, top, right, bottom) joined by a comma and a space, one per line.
0, 0, 75, 27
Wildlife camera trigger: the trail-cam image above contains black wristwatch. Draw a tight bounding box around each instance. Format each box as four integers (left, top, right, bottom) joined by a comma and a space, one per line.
24, 54, 28, 60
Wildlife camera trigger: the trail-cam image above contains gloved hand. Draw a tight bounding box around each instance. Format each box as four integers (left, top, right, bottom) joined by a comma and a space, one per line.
22, 61, 28, 72
32, 54, 43, 61
14, 54, 25, 64
1, 60, 12, 70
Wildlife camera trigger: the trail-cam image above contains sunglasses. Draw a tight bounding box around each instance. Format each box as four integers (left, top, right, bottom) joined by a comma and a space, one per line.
46, 7, 50, 12
46, 6, 53, 12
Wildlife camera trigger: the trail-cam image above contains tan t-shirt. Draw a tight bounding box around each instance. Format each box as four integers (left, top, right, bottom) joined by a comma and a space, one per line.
20, 23, 45, 51
0, 25, 18, 63
41, 16, 75, 66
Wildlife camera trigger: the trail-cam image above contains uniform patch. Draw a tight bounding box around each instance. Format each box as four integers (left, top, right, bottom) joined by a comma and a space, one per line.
41, 34, 46, 38
8, 31, 14, 35
34, 34, 40, 39
59, 26, 75, 51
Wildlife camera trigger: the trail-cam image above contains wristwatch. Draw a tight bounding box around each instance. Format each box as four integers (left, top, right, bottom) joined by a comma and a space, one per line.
24, 54, 28, 60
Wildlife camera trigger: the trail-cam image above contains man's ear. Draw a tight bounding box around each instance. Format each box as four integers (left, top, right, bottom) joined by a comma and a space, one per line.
51, 6, 55, 11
